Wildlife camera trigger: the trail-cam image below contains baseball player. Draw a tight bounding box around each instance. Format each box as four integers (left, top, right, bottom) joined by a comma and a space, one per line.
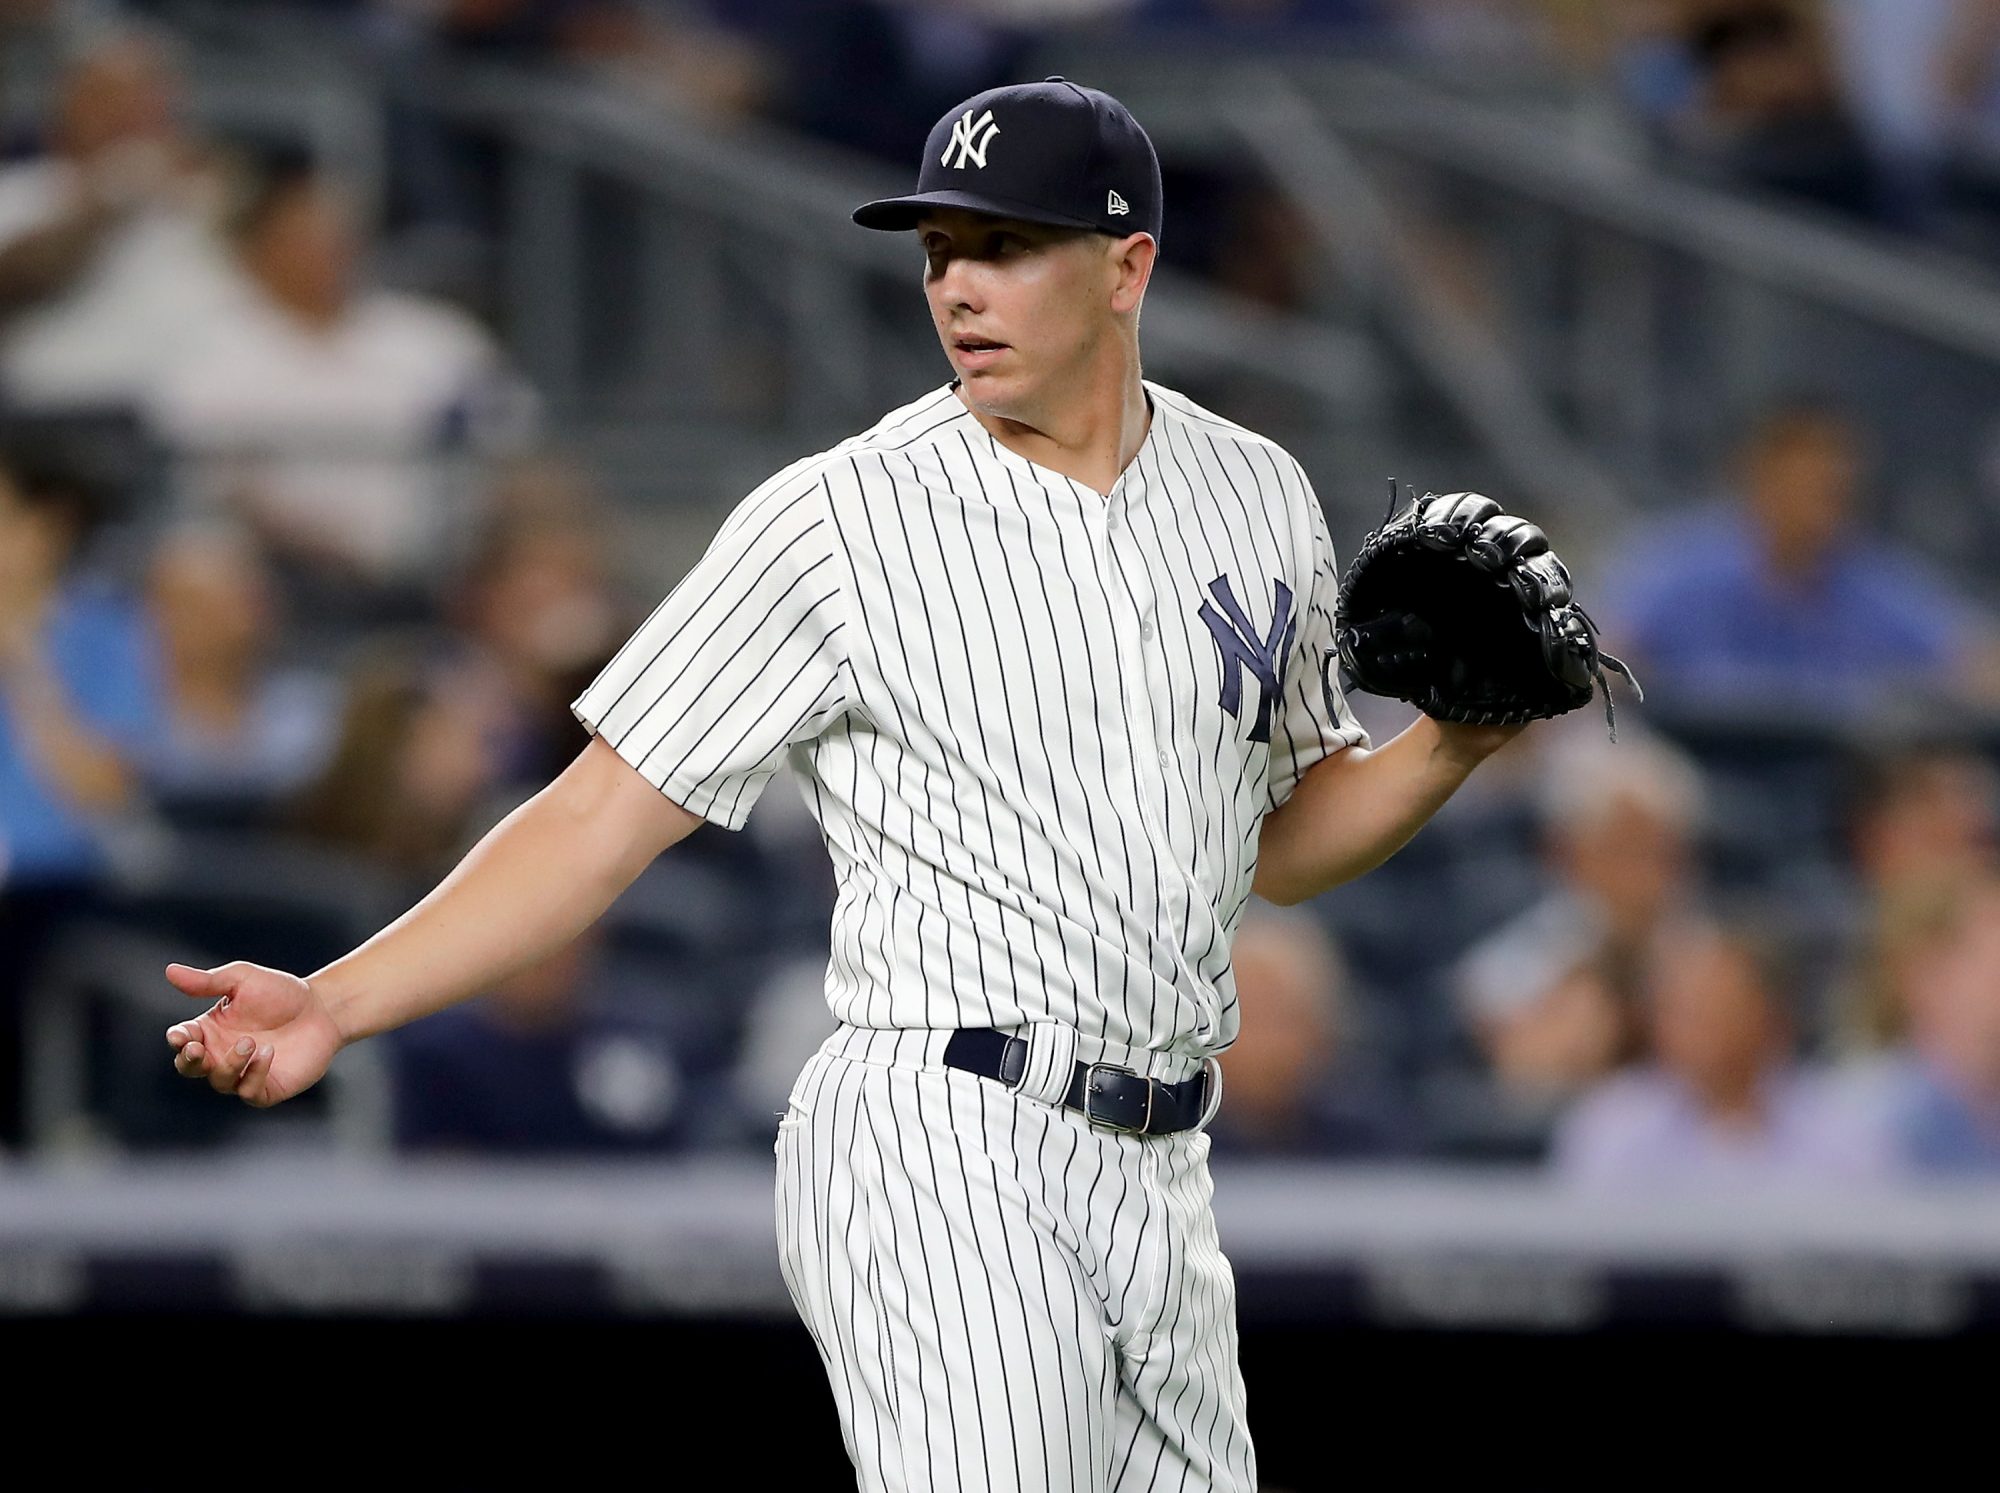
165, 78, 1524, 1490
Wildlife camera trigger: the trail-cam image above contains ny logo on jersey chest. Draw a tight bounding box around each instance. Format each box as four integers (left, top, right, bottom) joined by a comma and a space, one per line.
1198, 575, 1295, 745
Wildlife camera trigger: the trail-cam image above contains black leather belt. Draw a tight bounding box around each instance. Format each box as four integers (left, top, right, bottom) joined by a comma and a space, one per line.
942, 1027, 1213, 1136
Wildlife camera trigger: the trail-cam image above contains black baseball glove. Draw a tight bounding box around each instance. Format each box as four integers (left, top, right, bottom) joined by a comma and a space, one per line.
1333, 487, 1640, 736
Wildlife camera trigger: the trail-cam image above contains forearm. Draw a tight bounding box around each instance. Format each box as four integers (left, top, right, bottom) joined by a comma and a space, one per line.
0, 205, 111, 313
310, 741, 699, 1041
1, 663, 137, 811
1253, 715, 1504, 905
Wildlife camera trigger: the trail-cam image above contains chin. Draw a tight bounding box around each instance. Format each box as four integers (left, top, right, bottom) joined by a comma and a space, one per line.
958, 368, 1030, 416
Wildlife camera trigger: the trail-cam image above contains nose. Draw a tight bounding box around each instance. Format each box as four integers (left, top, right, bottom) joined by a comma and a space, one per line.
928, 251, 985, 314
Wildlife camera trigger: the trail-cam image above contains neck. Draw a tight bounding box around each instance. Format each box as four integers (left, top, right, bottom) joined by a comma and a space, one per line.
265, 284, 347, 334
1694, 1065, 1768, 1130
9, 573, 57, 625
1920, 1038, 2000, 1111
169, 653, 254, 721
1760, 530, 1837, 585
958, 351, 1150, 497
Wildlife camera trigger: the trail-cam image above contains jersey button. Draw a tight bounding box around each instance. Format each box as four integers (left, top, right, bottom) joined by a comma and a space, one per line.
1139, 617, 1155, 641
1157, 748, 1171, 768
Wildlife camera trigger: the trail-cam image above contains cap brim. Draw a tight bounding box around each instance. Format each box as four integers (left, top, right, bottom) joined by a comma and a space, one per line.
851, 188, 1103, 233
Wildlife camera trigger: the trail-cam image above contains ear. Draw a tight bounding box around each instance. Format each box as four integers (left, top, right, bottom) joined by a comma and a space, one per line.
1108, 232, 1157, 315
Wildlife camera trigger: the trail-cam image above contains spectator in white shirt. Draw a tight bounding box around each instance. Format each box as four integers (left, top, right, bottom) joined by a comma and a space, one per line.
149, 156, 536, 591
140, 522, 342, 827
1456, 728, 1709, 1103
0, 28, 244, 412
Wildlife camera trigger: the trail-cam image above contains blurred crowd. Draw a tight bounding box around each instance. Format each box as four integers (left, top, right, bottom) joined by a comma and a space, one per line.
111, 1, 2000, 245
4, 5, 2000, 1184
10, 3, 1991, 246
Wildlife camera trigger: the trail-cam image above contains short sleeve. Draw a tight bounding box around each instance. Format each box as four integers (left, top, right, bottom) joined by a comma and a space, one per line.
1856, 550, 1984, 670
55, 590, 165, 754
571, 464, 853, 829
1266, 466, 1369, 808
1548, 1077, 1657, 1188
0, 161, 62, 249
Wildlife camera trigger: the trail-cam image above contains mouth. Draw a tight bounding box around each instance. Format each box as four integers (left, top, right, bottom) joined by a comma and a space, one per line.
952, 334, 1009, 369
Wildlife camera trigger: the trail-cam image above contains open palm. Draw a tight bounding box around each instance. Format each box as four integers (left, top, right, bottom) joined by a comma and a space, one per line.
164, 961, 346, 1108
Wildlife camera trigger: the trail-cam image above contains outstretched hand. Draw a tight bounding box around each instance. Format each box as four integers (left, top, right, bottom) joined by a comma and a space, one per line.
163, 962, 346, 1108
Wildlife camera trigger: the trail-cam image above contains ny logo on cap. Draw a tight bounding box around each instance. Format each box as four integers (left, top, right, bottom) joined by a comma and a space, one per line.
942, 108, 1000, 170
1107, 190, 1130, 216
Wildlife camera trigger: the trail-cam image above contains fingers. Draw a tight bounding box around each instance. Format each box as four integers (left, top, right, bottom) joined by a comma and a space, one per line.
163, 963, 281, 1105
207, 1035, 257, 1095
164, 961, 218, 999
237, 1045, 277, 1108
166, 1017, 215, 1061
164, 961, 246, 1004
164, 963, 243, 1076
168, 1028, 274, 1105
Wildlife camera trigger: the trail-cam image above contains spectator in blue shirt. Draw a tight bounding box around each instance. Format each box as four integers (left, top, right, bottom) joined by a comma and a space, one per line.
388, 924, 692, 1156
1608, 402, 2000, 719
141, 522, 341, 829
0, 440, 163, 1146
1833, 874, 2000, 1173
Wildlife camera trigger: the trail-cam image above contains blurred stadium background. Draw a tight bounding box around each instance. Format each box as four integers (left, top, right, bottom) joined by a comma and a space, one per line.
6, 0, 2000, 1471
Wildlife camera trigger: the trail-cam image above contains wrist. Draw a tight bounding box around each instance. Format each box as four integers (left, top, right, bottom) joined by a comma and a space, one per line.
1427, 715, 1525, 771
306, 969, 361, 1047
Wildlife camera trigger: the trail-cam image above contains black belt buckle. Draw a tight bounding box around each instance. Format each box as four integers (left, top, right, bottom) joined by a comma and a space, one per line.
1083, 1062, 1154, 1136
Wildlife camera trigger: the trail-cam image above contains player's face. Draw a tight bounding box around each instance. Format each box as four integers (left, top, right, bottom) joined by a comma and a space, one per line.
917, 210, 1116, 411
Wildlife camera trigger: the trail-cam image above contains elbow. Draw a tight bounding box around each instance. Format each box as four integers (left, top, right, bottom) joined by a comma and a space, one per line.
1254, 850, 1378, 907
69, 759, 136, 815
1250, 862, 1314, 908
1249, 829, 1315, 907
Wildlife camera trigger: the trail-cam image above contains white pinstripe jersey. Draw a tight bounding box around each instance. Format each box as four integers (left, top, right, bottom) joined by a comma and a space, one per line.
572, 381, 1368, 1062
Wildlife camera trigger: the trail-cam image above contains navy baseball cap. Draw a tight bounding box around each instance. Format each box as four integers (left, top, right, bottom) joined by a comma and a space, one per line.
852, 76, 1163, 245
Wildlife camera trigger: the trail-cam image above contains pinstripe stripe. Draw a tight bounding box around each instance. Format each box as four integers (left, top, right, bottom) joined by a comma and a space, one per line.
572, 380, 1362, 1049
777, 1045, 1257, 1490
580, 382, 1361, 1490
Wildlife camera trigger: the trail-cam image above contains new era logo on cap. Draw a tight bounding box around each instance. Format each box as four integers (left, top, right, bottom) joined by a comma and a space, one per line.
852, 76, 1163, 245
